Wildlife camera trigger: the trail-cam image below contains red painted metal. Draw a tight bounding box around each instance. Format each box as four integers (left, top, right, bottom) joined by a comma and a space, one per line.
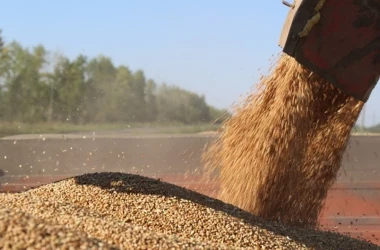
280, 0, 380, 102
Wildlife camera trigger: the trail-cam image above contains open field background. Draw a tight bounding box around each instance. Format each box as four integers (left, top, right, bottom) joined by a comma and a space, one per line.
0, 122, 222, 138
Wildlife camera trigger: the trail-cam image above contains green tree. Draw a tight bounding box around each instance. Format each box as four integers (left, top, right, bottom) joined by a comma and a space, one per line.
0, 30, 7, 119
130, 70, 147, 121
209, 106, 230, 124
145, 79, 157, 121
0, 30, 4, 50
4, 42, 49, 122
114, 66, 134, 122
156, 84, 213, 124
187, 93, 211, 123
0, 29, 229, 126
86, 55, 116, 122
53, 55, 87, 123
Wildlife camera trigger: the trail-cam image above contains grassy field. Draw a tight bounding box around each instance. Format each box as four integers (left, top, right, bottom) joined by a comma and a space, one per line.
0, 122, 222, 138
1, 122, 379, 138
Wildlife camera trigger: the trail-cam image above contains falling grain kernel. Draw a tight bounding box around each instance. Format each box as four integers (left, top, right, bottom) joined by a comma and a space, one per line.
202, 54, 363, 228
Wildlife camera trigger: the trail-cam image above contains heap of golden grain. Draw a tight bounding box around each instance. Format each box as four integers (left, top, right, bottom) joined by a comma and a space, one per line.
0, 172, 378, 250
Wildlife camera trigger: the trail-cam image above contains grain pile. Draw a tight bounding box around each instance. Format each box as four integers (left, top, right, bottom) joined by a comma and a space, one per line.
1, 172, 378, 249
202, 54, 364, 228
0, 208, 116, 250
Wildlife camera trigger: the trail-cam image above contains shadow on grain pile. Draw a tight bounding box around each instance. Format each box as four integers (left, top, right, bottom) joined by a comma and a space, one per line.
72, 172, 378, 249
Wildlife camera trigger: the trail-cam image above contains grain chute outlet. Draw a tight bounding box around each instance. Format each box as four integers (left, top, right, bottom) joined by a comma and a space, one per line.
279, 0, 380, 102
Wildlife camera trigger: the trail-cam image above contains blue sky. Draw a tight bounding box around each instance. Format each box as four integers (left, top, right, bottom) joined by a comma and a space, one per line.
2, 0, 379, 126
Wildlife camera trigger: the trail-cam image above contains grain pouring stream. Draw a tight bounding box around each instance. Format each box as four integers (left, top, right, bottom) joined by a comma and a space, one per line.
202, 54, 364, 228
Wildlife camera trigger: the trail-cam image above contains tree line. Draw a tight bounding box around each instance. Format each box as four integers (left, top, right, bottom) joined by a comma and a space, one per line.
0, 30, 229, 125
